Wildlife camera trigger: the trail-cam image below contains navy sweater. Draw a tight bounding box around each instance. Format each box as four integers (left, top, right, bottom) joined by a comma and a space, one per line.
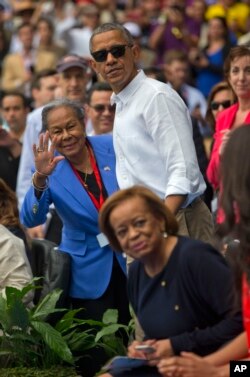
128, 236, 243, 356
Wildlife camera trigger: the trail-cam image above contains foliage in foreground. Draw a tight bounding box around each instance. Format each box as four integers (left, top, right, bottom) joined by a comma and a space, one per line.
0, 282, 135, 370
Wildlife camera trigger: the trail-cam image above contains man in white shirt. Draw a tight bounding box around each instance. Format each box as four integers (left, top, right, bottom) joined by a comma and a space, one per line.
90, 23, 214, 243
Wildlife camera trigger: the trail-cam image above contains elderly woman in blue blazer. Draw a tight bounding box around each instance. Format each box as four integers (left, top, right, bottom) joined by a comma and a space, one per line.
20, 98, 130, 377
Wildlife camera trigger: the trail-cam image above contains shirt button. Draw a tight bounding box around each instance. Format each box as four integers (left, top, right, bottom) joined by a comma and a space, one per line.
161, 281, 166, 287
174, 305, 180, 311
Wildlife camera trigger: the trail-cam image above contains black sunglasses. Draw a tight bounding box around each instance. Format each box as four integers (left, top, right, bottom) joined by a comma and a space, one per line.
91, 44, 133, 62
90, 104, 116, 113
211, 100, 231, 110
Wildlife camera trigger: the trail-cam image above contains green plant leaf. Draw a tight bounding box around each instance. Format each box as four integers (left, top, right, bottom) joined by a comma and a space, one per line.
102, 309, 118, 325
31, 321, 74, 364
0, 293, 9, 330
95, 324, 127, 342
7, 298, 29, 331
31, 289, 64, 321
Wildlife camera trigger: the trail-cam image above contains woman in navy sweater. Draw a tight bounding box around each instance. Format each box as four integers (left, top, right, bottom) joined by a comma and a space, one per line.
98, 185, 242, 376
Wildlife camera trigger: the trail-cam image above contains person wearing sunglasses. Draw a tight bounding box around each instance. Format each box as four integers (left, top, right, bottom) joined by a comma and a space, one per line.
89, 22, 214, 245
207, 46, 250, 224
205, 81, 235, 135
85, 81, 115, 136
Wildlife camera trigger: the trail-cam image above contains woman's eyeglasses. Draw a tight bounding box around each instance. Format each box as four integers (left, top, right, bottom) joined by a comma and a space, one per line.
90, 104, 116, 113
211, 100, 231, 110
91, 44, 133, 62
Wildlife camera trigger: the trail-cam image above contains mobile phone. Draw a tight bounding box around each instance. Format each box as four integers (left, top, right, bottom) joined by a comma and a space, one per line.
135, 345, 156, 354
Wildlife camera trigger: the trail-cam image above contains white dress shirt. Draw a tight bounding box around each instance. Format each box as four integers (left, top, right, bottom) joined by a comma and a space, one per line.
16, 107, 43, 208
111, 70, 206, 208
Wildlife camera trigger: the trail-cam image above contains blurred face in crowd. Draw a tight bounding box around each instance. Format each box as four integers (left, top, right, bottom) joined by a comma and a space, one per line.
37, 19, 53, 45
1, 95, 28, 134
32, 75, 58, 108
91, 29, 139, 94
18, 24, 34, 51
210, 88, 233, 120
164, 60, 188, 90
59, 67, 88, 102
228, 55, 250, 100
86, 89, 115, 135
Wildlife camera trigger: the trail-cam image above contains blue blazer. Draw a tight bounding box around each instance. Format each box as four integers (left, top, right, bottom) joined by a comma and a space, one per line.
21, 135, 126, 299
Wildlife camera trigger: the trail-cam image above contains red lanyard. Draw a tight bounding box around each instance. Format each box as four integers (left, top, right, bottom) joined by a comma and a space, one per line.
70, 142, 105, 211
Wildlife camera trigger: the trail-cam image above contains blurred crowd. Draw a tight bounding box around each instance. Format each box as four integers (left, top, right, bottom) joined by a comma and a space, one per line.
0, 2, 250, 376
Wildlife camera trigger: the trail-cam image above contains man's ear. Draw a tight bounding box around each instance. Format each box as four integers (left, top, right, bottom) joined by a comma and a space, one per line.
132, 43, 141, 62
90, 58, 98, 75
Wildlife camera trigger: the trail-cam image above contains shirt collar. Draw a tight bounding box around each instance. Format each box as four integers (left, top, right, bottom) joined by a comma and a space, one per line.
110, 70, 145, 105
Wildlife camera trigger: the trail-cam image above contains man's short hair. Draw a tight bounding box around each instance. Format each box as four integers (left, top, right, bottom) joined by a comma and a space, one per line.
86, 82, 112, 104
31, 69, 57, 91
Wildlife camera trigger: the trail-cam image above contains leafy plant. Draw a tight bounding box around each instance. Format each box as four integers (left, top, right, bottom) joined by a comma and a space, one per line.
0, 282, 135, 371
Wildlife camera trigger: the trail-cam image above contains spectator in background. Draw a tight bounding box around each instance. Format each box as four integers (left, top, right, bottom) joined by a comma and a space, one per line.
205, 0, 250, 38
205, 81, 235, 136
148, 1, 198, 65
0, 92, 29, 191
85, 81, 115, 135
35, 16, 67, 60
189, 16, 235, 98
1, 22, 57, 97
30, 68, 58, 110
9, 0, 36, 53
0, 224, 33, 303
65, 4, 100, 58
163, 49, 209, 137
207, 46, 250, 223
0, 178, 31, 261
123, 21, 156, 69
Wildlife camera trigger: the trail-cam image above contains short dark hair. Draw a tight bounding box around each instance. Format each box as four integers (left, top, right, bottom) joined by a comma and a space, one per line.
224, 45, 250, 81
0, 91, 29, 108
86, 82, 112, 104
99, 185, 178, 251
89, 22, 134, 52
17, 22, 34, 34
31, 69, 57, 91
163, 49, 188, 65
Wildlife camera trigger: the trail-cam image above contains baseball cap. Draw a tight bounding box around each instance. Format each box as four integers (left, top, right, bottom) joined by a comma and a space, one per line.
56, 54, 89, 73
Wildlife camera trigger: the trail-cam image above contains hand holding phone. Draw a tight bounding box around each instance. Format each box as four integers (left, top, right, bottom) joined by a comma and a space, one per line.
135, 345, 156, 354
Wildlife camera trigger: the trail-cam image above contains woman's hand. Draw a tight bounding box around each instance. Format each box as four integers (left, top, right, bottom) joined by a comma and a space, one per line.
33, 131, 64, 176
219, 130, 231, 156
157, 352, 227, 377
147, 339, 174, 366
127, 339, 157, 359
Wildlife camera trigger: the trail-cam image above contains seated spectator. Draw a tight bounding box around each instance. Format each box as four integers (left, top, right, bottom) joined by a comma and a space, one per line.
0, 177, 33, 303
0, 224, 33, 303
157, 125, 250, 377
98, 185, 243, 377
